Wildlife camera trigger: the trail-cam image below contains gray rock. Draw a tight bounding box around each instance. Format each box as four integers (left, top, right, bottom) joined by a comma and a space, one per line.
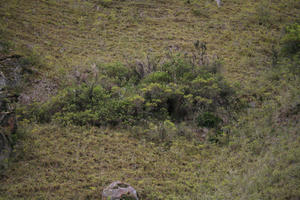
102, 181, 139, 200
216, 0, 221, 7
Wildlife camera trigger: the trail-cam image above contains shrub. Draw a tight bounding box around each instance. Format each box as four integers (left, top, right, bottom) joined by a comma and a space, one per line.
281, 23, 300, 57
0, 40, 11, 54
98, 63, 136, 86
142, 71, 171, 84
22, 46, 237, 138
161, 57, 194, 83
196, 112, 222, 128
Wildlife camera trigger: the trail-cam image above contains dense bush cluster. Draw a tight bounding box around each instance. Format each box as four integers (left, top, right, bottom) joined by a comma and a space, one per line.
22, 52, 236, 130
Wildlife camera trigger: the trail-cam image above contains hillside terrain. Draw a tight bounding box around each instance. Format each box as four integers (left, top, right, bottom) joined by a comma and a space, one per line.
0, 0, 300, 199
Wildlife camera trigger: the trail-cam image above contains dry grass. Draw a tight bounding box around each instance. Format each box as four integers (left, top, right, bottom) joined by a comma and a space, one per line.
1, 0, 298, 83
0, 0, 300, 199
1, 121, 299, 199
0, 124, 223, 199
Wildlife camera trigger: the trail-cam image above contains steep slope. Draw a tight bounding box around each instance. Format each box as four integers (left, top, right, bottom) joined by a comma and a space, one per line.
0, 0, 300, 199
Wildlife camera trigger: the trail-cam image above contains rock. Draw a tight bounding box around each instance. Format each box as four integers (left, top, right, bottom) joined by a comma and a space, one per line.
216, 0, 221, 7
0, 55, 23, 89
102, 181, 139, 200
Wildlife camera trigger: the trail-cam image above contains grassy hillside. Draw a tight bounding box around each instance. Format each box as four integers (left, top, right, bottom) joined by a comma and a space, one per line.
1, 0, 298, 82
0, 0, 300, 199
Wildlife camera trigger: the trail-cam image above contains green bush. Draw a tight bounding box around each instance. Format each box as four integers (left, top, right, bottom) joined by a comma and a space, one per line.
22, 51, 237, 134
197, 112, 222, 128
142, 71, 171, 84
281, 23, 300, 56
0, 40, 11, 54
98, 63, 137, 86
161, 57, 195, 83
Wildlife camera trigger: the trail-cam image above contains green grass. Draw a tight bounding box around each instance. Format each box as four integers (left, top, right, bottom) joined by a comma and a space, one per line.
0, 0, 300, 199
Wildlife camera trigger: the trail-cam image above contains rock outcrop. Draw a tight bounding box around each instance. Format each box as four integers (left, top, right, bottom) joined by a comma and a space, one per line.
102, 181, 139, 200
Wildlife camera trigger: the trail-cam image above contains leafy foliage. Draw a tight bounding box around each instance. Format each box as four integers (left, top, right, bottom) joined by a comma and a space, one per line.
197, 112, 222, 128
22, 51, 236, 131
